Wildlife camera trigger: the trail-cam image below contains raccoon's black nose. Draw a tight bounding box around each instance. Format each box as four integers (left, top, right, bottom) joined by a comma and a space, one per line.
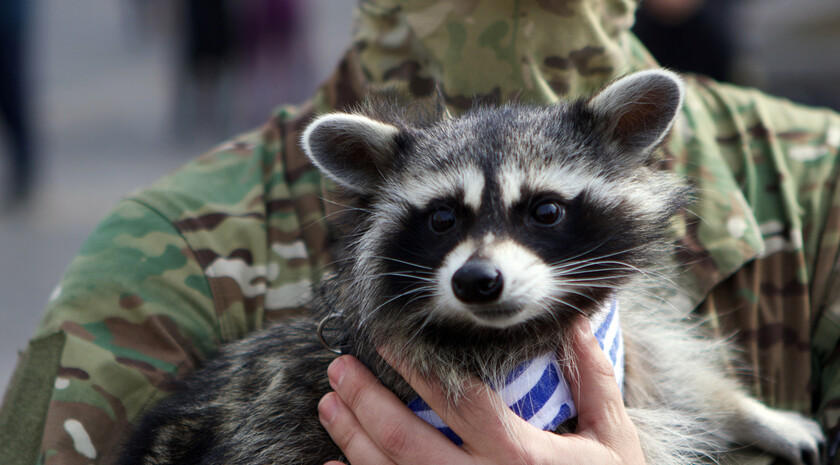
452, 260, 503, 304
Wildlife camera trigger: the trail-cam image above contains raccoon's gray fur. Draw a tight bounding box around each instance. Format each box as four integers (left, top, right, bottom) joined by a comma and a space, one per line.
120, 70, 824, 465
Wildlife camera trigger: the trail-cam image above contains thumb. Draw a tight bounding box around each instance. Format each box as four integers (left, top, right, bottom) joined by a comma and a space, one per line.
567, 317, 630, 444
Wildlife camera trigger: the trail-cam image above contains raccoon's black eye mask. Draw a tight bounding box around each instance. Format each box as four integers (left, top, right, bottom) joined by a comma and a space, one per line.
424, 193, 568, 237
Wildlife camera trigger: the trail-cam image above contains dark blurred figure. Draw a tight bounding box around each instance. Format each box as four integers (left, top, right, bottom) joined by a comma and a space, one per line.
170, 0, 312, 141
0, 0, 35, 207
173, 0, 235, 141
234, 0, 312, 126
184, 0, 233, 93
633, 0, 735, 82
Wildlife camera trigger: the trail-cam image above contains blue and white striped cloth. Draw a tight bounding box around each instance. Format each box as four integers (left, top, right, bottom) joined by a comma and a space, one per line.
408, 299, 624, 445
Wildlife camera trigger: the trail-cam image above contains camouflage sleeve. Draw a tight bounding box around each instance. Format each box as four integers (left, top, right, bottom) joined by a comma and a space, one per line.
0, 199, 218, 465
814, 207, 840, 461
0, 99, 331, 464
668, 76, 840, 461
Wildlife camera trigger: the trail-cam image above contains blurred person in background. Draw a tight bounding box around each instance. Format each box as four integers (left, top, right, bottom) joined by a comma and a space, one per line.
633, 0, 735, 82
0, 0, 35, 208
234, 0, 312, 124
2, 1, 840, 464
173, 0, 235, 141
171, 0, 314, 142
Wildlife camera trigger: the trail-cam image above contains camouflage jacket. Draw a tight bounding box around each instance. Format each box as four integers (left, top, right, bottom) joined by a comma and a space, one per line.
3, 1, 840, 464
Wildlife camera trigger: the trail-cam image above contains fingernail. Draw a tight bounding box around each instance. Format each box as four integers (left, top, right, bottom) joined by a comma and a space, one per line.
328, 357, 347, 389
319, 394, 339, 426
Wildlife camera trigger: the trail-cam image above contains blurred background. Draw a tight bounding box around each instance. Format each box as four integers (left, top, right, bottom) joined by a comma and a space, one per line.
0, 0, 355, 391
0, 0, 838, 392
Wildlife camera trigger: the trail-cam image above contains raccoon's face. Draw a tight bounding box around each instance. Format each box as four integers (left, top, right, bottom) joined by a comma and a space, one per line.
302, 70, 688, 340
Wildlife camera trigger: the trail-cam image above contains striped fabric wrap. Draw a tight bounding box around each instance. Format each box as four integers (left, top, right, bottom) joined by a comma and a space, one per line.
407, 299, 624, 445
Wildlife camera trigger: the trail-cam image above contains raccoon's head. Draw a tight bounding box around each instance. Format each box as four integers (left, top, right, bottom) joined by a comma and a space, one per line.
302, 70, 688, 370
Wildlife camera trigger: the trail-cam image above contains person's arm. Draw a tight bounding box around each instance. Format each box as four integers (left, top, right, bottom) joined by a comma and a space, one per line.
0, 199, 219, 465
318, 317, 646, 465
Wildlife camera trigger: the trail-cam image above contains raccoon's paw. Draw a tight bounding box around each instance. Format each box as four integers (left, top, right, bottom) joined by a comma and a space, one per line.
736, 399, 825, 465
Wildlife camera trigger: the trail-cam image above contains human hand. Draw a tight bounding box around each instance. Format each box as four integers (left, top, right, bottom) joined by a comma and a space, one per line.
317, 317, 646, 465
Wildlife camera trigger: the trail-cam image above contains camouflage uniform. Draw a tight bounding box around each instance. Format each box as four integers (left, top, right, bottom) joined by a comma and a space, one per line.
3, 1, 840, 464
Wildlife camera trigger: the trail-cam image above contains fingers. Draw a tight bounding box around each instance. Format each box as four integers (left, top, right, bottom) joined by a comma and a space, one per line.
319, 392, 395, 465
566, 317, 637, 448
323, 355, 465, 465
378, 349, 530, 456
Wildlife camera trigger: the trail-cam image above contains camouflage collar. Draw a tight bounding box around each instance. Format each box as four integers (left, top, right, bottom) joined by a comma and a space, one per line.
352, 0, 652, 109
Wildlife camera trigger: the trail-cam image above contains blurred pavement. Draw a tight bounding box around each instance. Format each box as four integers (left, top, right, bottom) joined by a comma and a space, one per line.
0, 0, 353, 391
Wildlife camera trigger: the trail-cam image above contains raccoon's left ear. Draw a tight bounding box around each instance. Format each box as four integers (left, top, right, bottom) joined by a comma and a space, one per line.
588, 69, 685, 157
301, 113, 401, 194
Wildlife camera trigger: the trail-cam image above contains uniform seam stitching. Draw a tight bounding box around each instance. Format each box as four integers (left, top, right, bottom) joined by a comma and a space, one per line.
123, 197, 227, 342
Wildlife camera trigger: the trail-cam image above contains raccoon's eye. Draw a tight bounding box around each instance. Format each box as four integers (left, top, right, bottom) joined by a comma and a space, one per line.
429, 208, 457, 234
530, 200, 564, 226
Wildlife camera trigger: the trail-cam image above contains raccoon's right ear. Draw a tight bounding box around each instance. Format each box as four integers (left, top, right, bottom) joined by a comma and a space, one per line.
301, 113, 401, 194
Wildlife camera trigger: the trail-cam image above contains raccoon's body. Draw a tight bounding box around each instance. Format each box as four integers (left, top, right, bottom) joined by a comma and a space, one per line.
120, 71, 824, 465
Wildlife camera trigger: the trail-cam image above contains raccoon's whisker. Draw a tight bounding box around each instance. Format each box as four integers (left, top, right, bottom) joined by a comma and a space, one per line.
557, 257, 658, 281
373, 285, 436, 306
558, 282, 623, 292
320, 208, 369, 221
399, 293, 446, 353
555, 236, 624, 265
375, 267, 438, 277
622, 289, 683, 313
553, 262, 629, 277
551, 268, 635, 285
536, 301, 573, 333
556, 273, 637, 283
548, 289, 602, 308
559, 274, 661, 290
317, 253, 375, 272
549, 256, 635, 276
561, 284, 667, 304
371, 272, 438, 283
562, 281, 668, 305
301, 208, 373, 233
583, 260, 681, 289
555, 267, 637, 277
403, 302, 437, 344
543, 295, 589, 316
359, 287, 435, 327
552, 236, 653, 265
550, 253, 621, 272
335, 231, 369, 242
399, 288, 437, 312
315, 194, 375, 214
681, 206, 707, 226
549, 243, 650, 271
369, 256, 435, 271
362, 270, 437, 281
559, 274, 636, 282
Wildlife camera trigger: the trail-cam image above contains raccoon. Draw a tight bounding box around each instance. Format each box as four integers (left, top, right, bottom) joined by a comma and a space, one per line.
119, 70, 824, 465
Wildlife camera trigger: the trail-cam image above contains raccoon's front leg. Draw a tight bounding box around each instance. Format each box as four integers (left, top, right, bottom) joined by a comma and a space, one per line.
625, 398, 824, 465
727, 394, 824, 465
621, 314, 824, 464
